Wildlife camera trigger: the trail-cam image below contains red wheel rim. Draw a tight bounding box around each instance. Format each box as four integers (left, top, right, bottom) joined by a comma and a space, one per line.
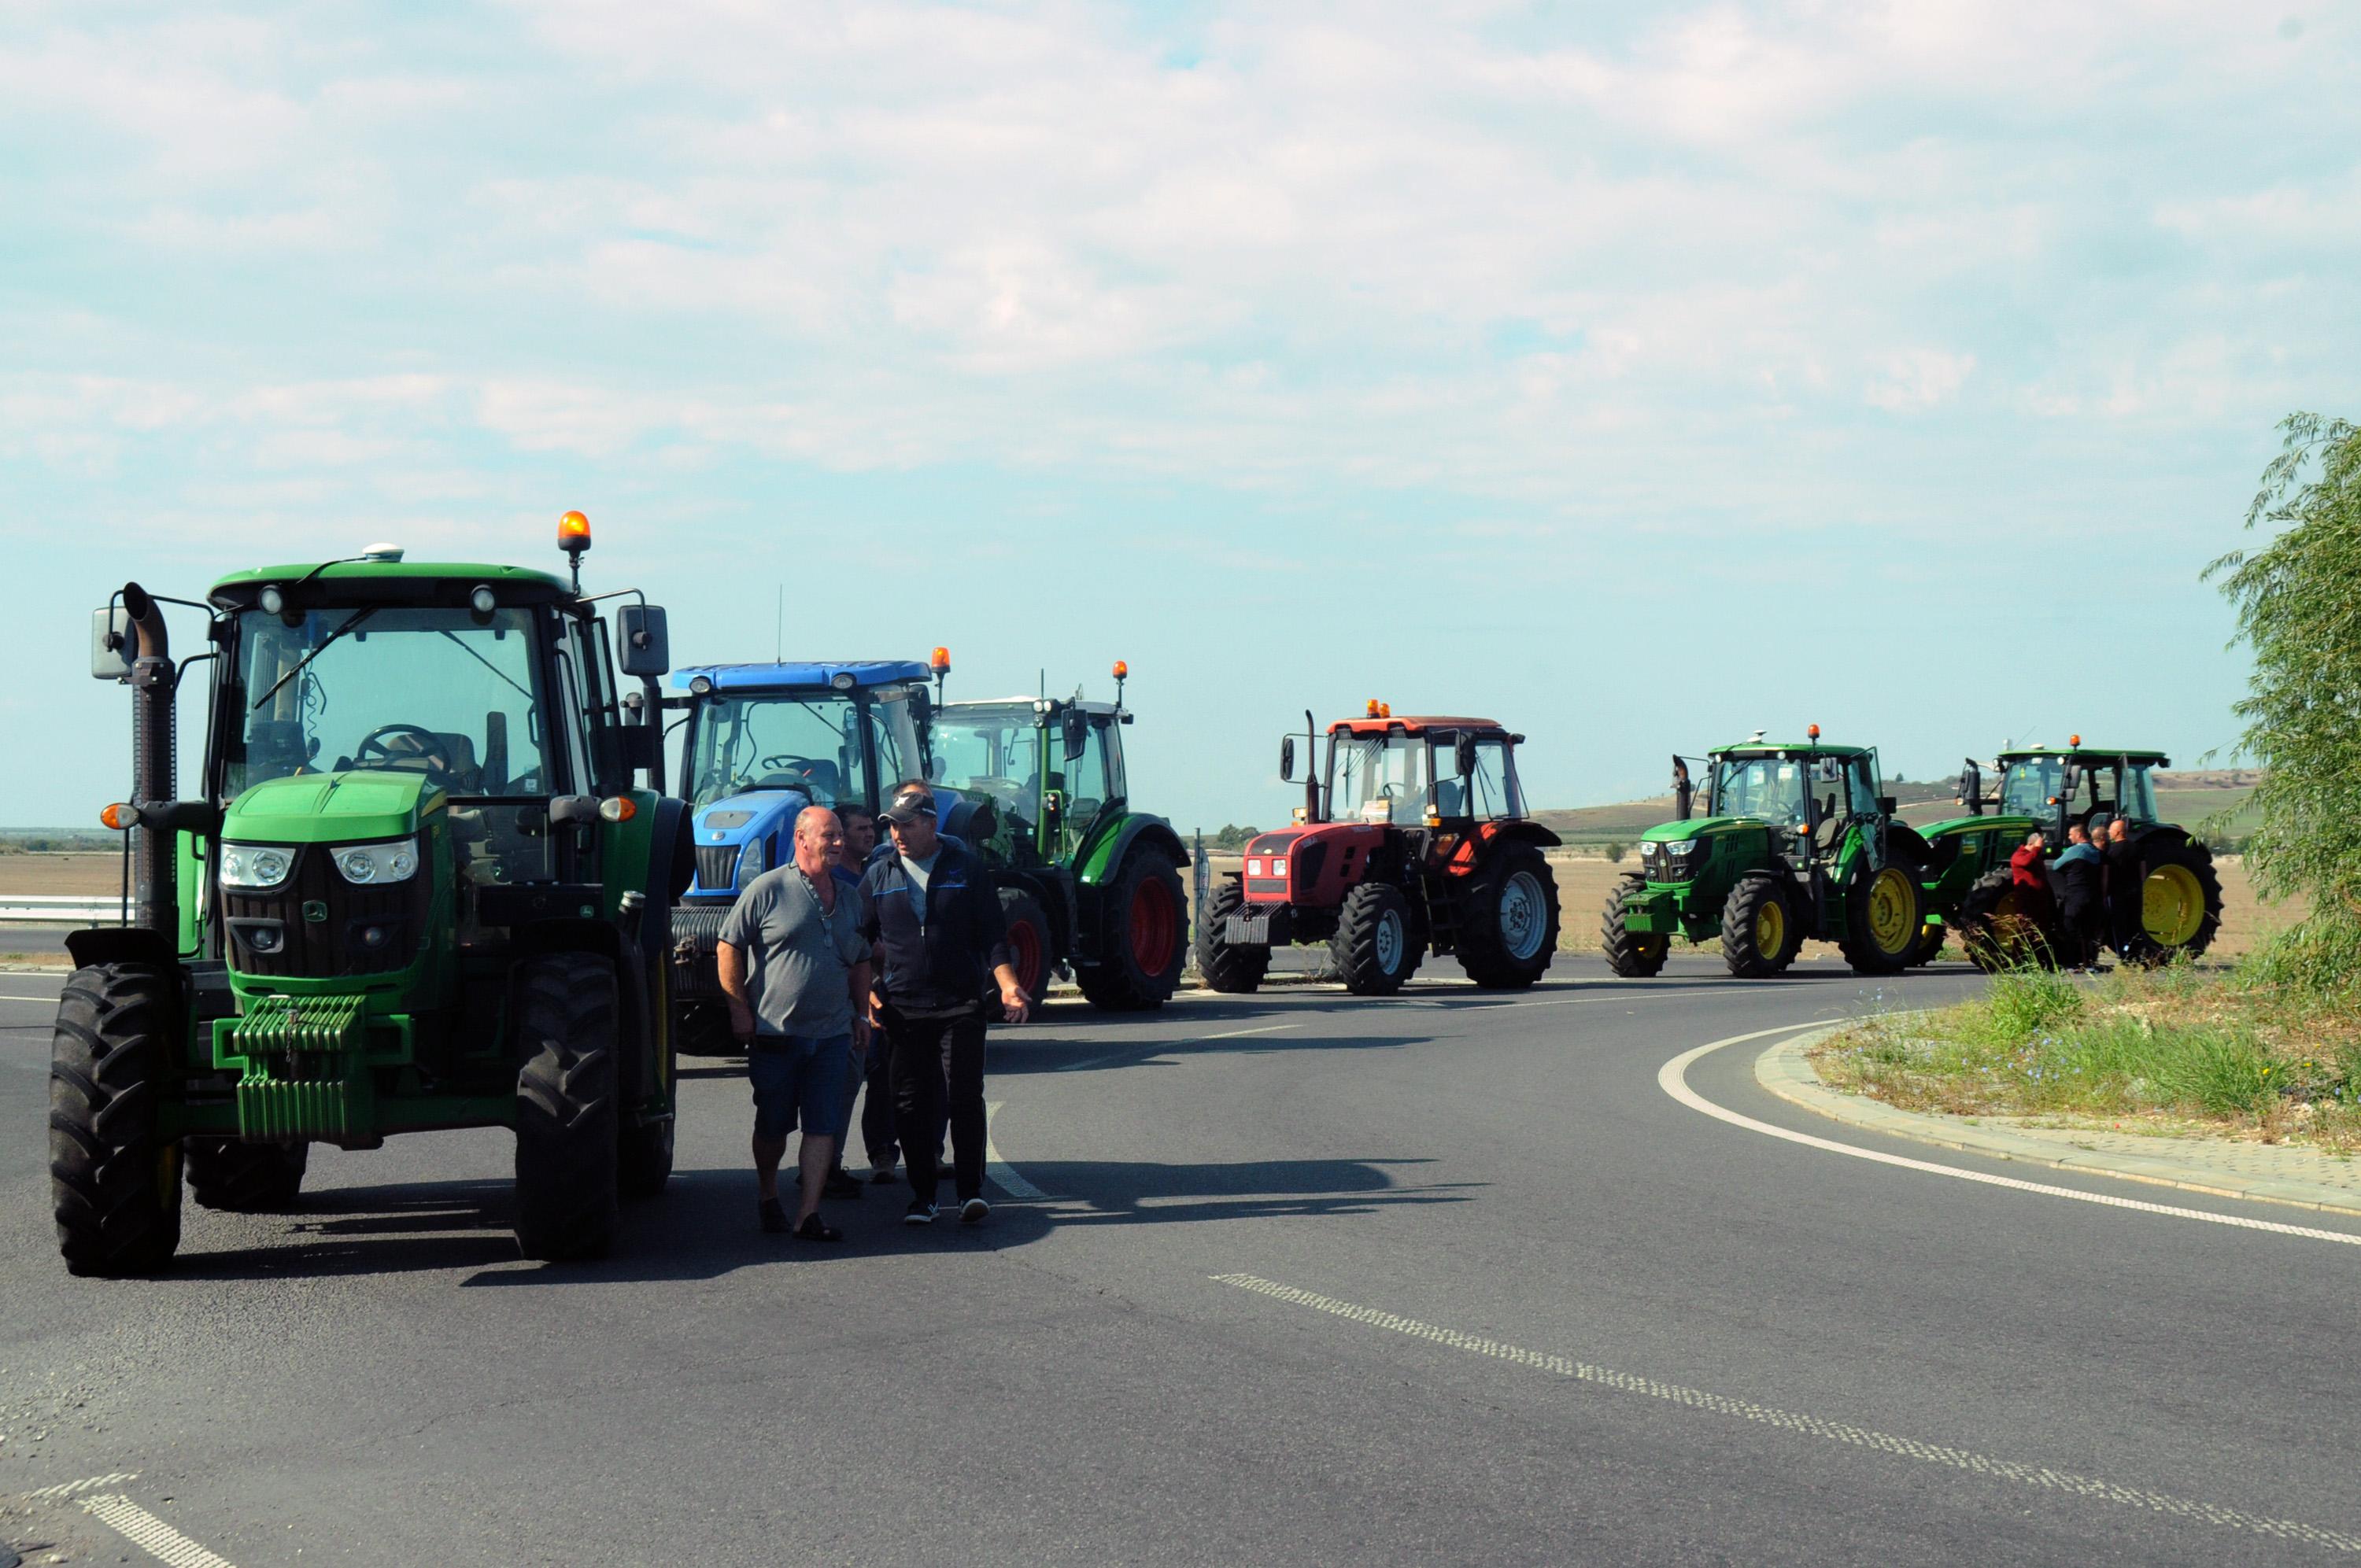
1129, 876, 1178, 976
1011, 917, 1046, 994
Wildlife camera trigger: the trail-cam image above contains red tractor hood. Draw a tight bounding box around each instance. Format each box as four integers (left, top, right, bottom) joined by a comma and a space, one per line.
1241, 823, 1389, 906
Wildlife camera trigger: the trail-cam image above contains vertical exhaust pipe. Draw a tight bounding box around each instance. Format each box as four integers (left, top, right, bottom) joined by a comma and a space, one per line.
120, 583, 176, 942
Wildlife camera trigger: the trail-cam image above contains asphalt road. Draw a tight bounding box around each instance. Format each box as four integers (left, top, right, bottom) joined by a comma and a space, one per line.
6, 954, 2360, 1566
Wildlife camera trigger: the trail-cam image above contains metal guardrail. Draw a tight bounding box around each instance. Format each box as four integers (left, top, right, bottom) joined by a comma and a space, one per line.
0, 895, 123, 924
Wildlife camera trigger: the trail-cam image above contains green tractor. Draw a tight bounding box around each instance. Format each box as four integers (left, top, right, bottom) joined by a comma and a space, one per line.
929, 662, 1190, 1011
1601, 729, 1927, 978
1911, 740, 2223, 968
54, 515, 692, 1275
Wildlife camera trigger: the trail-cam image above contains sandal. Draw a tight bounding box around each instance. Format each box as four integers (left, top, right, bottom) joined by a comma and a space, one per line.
793, 1213, 844, 1243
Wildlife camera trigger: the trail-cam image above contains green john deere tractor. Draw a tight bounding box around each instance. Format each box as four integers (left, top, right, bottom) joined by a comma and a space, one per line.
1909, 740, 2222, 969
1601, 731, 1926, 978
53, 516, 692, 1275
929, 663, 1190, 1011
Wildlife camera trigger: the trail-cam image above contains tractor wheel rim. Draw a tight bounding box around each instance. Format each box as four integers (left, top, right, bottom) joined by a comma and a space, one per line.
1499, 871, 1546, 961
1129, 876, 1178, 974
1375, 909, 1404, 972
1868, 867, 1915, 954
1013, 920, 1044, 993
2142, 864, 2204, 948
1754, 899, 1784, 955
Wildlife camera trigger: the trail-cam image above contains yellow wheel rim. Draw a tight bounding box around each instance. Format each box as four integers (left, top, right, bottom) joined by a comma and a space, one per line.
1754, 899, 1785, 956
2143, 863, 2205, 948
1867, 866, 1916, 954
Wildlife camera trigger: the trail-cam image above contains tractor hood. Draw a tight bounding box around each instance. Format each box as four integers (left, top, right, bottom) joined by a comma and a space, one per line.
1640, 817, 1768, 844
222, 771, 443, 845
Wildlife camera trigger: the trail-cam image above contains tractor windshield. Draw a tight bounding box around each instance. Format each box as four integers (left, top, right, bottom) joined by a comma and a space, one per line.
230, 607, 552, 798
932, 704, 1044, 829
1999, 756, 2067, 817
1328, 735, 1429, 826
2001, 754, 2161, 827
685, 688, 919, 810
1712, 756, 1809, 826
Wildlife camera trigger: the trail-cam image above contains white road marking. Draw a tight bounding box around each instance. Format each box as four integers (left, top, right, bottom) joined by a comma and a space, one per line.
0, 993, 61, 1002
18, 1470, 139, 1501
1214, 1271, 2361, 1552
79, 1492, 241, 1568
1661, 1026, 2361, 1248
983, 1100, 1053, 1201
1057, 1022, 1299, 1073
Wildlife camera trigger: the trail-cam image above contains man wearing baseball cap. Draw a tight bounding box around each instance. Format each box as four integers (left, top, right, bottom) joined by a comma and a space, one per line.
858, 781, 1032, 1224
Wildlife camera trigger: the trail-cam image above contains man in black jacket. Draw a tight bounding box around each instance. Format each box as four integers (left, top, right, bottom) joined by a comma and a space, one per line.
859, 784, 1032, 1225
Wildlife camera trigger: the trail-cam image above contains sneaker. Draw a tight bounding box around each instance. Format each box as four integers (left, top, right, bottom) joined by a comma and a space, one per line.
903, 1200, 937, 1227
822, 1168, 866, 1200
959, 1197, 989, 1225
759, 1196, 790, 1234
869, 1163, 900, 1185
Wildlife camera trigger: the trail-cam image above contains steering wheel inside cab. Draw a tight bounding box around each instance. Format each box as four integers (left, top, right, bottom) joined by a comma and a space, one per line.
345, 724, 471, 789
754, 754, 837, 805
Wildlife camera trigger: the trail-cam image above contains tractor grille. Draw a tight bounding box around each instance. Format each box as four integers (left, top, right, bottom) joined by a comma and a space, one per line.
1245, 876, 1288, 898
696, 843, 742, 891
223, 847, 427, 980
1638, 841, 1699, 883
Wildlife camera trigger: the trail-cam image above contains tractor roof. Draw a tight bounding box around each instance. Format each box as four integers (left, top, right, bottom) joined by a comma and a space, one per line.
673, 660, 931, 692
1998, 744, 2170, 766
209, 560, 570, 607
1328, 716, 1506, 738
1709, 740, 1871, 759
945, 697, 1122, 718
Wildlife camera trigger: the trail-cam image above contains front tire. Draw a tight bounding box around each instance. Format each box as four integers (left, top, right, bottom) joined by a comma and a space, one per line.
1332, 883, 1421, 995
50, 963, 183, 1277
1458, 843, 1561, 988
1195, 879, 1269, 994
1721, 875, 1798, 978
1601, 875, 1670, 978
514, 953, 620, 1262
186, 1138, 309, 1212
1838, 863, 1924, 976
1077, 850, 1187, 1012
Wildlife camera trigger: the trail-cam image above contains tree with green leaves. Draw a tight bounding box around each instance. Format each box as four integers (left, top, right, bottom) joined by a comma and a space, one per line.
2208, 413, 2361, 920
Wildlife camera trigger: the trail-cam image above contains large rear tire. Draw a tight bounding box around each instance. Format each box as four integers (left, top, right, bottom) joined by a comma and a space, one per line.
1955, 869, 2058, 972
1838, 863, 1924, 976
1720, 876, 1798, 978
1458, 843, 1561, 988
514, 953, 620, 1263
2127, 839, 2225, 965
1601, 875, 1670, 978
186, 1138, 309, 1212
50, 963, 183, 1277
1077, 850, 1188, 1012
1195, 879, 1269, 994
1333, 882, 1421, 995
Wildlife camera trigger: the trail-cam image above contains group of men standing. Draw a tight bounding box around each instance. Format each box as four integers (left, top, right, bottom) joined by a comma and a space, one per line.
714, 784, 1031, 1238
2007, 816, 2147, 968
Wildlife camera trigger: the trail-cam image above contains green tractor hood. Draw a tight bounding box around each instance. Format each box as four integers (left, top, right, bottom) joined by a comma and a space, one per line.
1641, 817, 1760, 844
222, 771, 444, 844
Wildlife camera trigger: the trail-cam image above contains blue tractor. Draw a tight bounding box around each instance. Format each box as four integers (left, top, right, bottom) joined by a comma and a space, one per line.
666, 659, 937, 1053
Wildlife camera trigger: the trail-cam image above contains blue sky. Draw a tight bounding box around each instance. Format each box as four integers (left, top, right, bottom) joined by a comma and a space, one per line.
2, 1, 2355, 832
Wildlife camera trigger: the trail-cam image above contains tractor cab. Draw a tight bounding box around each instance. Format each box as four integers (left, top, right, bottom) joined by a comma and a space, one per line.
1297, 709, 1528, 832
1982, 744, 2165, 840
669, 661, 932, 902
931, 694, 1132, 869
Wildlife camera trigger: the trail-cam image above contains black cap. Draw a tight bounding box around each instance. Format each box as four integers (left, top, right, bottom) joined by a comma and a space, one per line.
881, 790, 937, 826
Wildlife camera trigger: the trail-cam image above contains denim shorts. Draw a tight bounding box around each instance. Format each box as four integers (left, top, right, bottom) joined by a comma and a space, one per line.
748, 1032, 853, 1141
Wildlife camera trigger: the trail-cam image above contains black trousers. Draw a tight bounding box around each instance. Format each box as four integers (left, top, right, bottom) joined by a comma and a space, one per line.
885, 1002, 987, 1204
859, 1028, 899, 1168
2061, 898, 2101, 966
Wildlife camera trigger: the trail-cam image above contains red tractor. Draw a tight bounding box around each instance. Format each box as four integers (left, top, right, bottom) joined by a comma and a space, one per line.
1196, 706, 1563, 994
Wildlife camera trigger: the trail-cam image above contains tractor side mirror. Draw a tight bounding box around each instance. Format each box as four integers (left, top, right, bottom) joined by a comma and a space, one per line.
1061, 708, 1088, 762
1879, 796, 1897, 817
91, 607, 134, 681
1280, 736, 1296, 782
617, 605, 670, 677
1454, 735, 1477, 778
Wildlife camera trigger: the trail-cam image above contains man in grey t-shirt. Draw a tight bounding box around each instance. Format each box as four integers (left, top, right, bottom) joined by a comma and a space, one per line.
719, 806, 872, 1238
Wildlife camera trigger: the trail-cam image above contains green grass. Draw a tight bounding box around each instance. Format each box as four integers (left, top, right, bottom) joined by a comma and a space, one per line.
1816, 916, 2361, 1152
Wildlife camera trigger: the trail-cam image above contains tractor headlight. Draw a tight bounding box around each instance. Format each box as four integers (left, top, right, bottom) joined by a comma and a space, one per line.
331, 837, 420, 886
1666, 840, 1701, 861
220, 843, 294, 891
734, 837, 767, 889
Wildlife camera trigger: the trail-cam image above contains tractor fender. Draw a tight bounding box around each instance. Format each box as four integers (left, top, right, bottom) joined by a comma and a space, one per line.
1486, 821, 1562, 853
508, 917, 658, 1105
65, 925, 179, 974
1077, 812, 1189, 887
1886, 822, 1936, 871
2130, 822, 2211, 860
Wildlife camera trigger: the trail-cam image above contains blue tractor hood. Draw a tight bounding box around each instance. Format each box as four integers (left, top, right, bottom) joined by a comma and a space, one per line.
674, 659, 931, 692
687, 787, 817, 899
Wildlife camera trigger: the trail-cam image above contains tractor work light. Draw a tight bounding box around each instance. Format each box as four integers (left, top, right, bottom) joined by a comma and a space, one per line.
2069, 734, 2082, 747
220, 843, 295, 891
558, 511, 592, 554
831, 671, 856, 691
1112, 660, 1128, 679
99, 802, 133, 831
470, 585, 497, 615
598, 796, 637, 823
930, 647, 951, 674
1365, 699, 1381, 718
1808, 723, 1821, 740
260, 585, 286, 616
690, 675, 714, 696
331, 839, 419, 886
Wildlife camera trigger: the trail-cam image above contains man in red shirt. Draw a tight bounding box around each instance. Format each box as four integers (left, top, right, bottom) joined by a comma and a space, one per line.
2009, 828, 2057, 926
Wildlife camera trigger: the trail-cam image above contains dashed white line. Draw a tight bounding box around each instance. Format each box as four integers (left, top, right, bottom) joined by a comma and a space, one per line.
983, 1100, 1053, 1201
1661, 1025, 2361, 1248
79, 1492, 241, 1568
1214, 1271, 2361, 1552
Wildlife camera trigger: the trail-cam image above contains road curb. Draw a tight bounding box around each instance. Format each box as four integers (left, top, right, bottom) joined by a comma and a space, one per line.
1754, 1028, 2361, 1222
